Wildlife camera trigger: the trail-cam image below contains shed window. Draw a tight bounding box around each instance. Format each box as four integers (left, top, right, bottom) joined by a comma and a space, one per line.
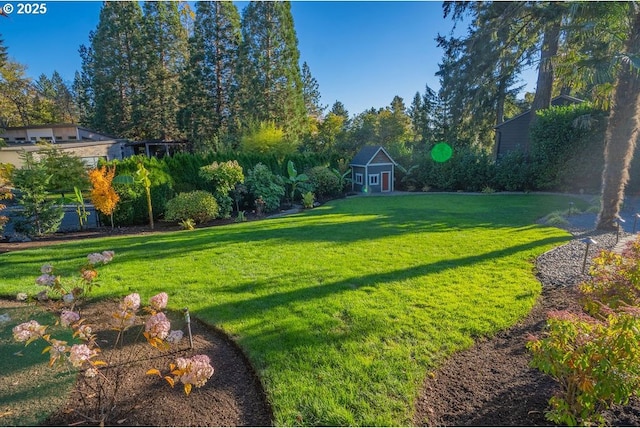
369, 174, 379, 185
355, 173, 363, 185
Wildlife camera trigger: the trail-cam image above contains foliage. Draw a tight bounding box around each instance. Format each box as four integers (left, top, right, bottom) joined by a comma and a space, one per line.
11, 152, 64, 237
165, 191, 219, 224
199, 160, 244, 217
237, 1, 307, 141
77, 2, 145, 138
89, 166, 119, 228
285, 160, 309, 204
245, 162, 285, 212
529, 103, 606, 192
0, 162, 14, 235
12, 253, 213, 423
104, 156, 173, 227
306, 166, 342, 200
494, 150, 537, 192
405, 145, 495, 192
178, 1, 241, 151
301, 191, 315, 209
239, 121, 298, 157
38, 147, 89, 197
528, 311, 640, 426
138, 1, 188, 140
528, 237, 640, 426
179, 218, 196, 230
580, 239, 640, 317
73, 186, 90, 230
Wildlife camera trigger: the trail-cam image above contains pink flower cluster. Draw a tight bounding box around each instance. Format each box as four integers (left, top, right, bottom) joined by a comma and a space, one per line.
121, 293, 141, 311
166, 329, 184, 344
35, 274, 56, 287
87, 250, 115, 265
112, 293, 141, 330
69, 344, 96, 368
145, 312, 171, 339
175, 355, 214, 388
60, 310, 80, 327
149, 292, 168, 311
12, 320, 46, 342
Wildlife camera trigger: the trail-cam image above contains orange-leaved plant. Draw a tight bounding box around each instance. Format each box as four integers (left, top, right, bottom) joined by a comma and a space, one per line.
89, 166, 120, 228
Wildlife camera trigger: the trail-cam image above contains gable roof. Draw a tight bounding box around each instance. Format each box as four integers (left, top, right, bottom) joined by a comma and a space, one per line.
350, 145, 397, 166
495, 95, 586, 129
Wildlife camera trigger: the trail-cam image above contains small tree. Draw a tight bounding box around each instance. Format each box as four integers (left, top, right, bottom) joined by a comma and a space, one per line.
11, 152, 64, 237
0, 163, 14, 235
89, 166, 120, 228
199, 160, 244, 218
39, 146, 90, 198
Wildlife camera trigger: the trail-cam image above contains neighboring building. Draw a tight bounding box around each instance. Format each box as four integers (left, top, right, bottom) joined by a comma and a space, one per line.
494, 95, 585, 159
349, 145, 397, 193
0, 124, 132, 167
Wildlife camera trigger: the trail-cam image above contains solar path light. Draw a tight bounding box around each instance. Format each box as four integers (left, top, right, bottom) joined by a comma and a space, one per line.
582, 237, 598, 274
183, 308, 194, 349
634, 213, 640, 233
616, 216, 626, 243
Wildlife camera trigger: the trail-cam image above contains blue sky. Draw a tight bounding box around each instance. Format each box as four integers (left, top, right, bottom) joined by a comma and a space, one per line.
1, 1, 535, 116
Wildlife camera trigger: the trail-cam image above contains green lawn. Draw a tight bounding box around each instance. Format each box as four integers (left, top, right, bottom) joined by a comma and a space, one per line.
0, 194, 581, 425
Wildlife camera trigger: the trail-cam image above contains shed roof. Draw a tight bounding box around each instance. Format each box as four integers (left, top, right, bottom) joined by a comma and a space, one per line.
350, 145, 397, 166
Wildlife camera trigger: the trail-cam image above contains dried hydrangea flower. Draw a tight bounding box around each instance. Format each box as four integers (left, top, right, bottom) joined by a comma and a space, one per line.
145, 312, 171, 340
12, 320, 46, 342
149, 292, 168, 311
166, 329, 184, 344
60, 310, 80, 327
69, 344, 95, 368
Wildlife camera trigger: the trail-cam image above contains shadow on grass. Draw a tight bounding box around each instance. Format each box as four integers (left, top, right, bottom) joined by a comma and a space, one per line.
0, 194, 575, 292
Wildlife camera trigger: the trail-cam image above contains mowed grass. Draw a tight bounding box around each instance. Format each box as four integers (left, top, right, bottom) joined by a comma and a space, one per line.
0, 194, 582, 425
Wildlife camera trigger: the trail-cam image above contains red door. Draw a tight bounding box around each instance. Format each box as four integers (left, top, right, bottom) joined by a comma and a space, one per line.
382, 171, 390, 192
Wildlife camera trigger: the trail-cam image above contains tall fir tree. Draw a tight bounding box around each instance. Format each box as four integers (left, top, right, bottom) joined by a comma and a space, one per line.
179, 0, 241, 151
140, 1, 188, 141
301, 61, 324, 119
0, 34, 7, 69
237, 1, 307, 143
79, 2, 145, 138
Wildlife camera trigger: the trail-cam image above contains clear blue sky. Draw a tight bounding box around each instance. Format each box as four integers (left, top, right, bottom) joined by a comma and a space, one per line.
0, 1, 535, 117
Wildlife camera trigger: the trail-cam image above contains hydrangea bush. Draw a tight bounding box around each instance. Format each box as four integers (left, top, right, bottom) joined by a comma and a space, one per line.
12, 252, 214, 423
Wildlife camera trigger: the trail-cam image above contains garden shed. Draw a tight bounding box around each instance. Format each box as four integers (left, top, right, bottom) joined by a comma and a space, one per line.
349, 145, 397, 193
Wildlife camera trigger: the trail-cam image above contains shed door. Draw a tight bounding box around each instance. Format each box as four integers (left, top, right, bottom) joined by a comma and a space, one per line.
381, 171, 391, 192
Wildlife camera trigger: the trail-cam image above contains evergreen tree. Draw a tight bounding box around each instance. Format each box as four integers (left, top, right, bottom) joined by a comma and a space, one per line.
179, 0, 241, 151
237, 1, 307, 142
79, 2, 145, 138
301, 62, 324, 119
32, 72, 78, 124
0, 34, 7, 69
140, 1, 188, 141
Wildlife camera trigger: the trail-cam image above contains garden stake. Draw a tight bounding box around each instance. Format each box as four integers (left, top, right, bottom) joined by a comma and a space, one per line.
183, 308, 194, 349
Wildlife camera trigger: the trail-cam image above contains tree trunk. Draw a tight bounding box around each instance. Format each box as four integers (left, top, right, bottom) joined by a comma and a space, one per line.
597, 7, 640, 230
529, 19, 561, 128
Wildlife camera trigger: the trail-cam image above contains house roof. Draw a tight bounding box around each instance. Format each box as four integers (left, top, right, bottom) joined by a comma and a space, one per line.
350, 145, 397, 166
495, 95, 586, 129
